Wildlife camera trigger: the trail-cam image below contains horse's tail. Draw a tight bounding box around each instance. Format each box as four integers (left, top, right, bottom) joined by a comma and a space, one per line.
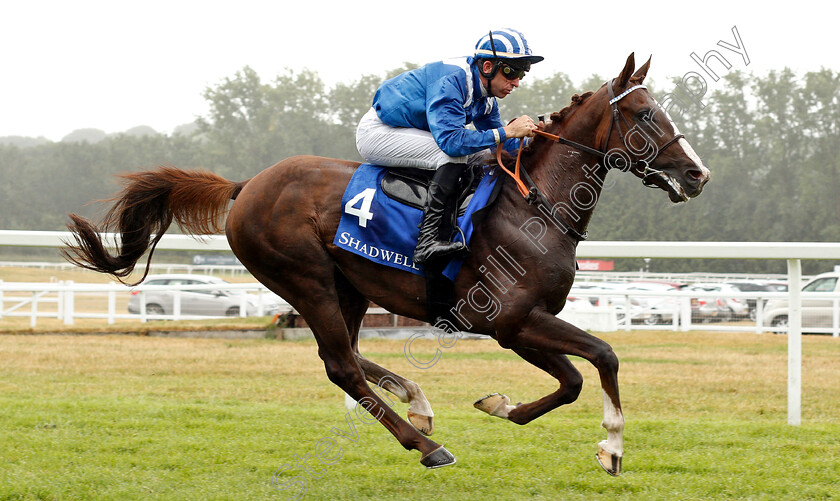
62, 166, 249, 285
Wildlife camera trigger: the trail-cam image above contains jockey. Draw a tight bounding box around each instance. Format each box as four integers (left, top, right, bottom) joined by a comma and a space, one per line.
356, 28, 543, 265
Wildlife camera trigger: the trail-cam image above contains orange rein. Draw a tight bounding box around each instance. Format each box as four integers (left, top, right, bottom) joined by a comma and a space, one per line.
495, 129, 560, 198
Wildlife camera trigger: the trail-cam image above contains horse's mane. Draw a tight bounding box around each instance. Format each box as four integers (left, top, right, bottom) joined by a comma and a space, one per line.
511, 89, 596, 163
493, 90, 600, 170
501, 78, 639, 167
535, 75, 643, 147
548, 91, 595, 126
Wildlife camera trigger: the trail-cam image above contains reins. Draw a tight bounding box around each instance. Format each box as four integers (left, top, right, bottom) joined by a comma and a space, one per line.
495, 140, 588, 241
533, 128, 606, 158
495, 138, 530, 198
494, 79, 686, 241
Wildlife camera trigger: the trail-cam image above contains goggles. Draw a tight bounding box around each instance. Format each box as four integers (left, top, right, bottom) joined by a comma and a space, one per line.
499, 62, 528, 81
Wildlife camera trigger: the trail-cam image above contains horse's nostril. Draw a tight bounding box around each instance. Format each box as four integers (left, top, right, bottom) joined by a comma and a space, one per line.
687, 169, 704, 181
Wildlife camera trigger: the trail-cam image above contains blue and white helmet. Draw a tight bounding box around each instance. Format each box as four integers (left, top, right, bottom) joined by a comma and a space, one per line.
474, 29, 544, 65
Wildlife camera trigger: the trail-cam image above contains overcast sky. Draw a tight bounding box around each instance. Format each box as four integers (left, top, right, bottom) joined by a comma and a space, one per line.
1, 0, 837, 141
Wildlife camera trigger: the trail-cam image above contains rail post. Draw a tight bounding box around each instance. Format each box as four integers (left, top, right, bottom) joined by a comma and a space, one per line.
787, 259, 802, 426
63, 281, 75, 326
679, 296, 692, 332
108, 283, 116, 325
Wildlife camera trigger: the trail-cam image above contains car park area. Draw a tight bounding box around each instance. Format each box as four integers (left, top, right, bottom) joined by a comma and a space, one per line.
560, 276, 823, 334
2, 255, 836, 336
763, 272, 840, 334
128, 274, 285, 318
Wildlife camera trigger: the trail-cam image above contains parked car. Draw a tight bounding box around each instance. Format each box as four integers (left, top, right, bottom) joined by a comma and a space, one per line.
128, 274, 283, 317
685, 283, 749, 319
681, 284, 733, 322
623, 281, 681, 325
725, 281, 776, 320
763, 272, 840, 333
764, 281, 788, 292
570, 282, 626, 306
569, 282, 649, 324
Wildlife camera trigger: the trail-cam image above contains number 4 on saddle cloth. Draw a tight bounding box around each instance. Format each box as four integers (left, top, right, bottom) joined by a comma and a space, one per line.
334, 163, 502, 281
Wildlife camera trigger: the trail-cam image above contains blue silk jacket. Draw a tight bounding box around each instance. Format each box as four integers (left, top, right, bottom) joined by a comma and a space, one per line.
372, 56, 520, 157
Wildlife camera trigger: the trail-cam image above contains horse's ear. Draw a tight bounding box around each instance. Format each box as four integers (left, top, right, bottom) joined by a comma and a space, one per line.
632, 56, 651, 83
616, 53, 635, 88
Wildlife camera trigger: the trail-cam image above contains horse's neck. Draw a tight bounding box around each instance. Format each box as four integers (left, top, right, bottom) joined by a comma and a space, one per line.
526, 98, 610, 239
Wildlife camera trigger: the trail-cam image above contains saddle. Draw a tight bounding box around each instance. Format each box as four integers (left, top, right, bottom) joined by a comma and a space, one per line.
379, 165, 485, 329
379, 166, 482, 216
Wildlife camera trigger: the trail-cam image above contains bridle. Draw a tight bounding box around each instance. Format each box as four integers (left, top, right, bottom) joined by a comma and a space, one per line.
602, 80, 684, 186
534, 79, 685, 185
495, 79, 685, 241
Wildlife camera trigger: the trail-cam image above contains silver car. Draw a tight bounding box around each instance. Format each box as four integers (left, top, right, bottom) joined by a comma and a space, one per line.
128, 274, 282, 317
623, 281, 682, 325
763, 272, 840, 333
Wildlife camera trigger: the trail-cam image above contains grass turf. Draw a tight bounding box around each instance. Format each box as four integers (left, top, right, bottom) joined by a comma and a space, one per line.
1, 332, 838, 500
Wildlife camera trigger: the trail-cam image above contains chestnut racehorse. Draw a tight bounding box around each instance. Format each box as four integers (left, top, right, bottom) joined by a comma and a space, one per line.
63, 54, 709, 475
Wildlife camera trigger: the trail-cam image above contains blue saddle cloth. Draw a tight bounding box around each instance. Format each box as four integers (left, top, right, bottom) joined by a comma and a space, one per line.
333, 163, 499, 281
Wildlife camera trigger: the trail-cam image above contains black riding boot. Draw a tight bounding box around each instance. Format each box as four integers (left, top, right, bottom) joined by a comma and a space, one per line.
413, 163, 466, 264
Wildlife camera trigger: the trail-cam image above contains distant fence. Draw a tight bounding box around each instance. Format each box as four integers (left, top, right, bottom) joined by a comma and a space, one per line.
557, 287, 840, 337
0, 261, 252, 277
0, 280, 293, 326
4, 279, 824, 334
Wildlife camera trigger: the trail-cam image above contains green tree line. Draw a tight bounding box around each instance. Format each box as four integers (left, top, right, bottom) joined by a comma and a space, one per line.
1, 65, 838, 273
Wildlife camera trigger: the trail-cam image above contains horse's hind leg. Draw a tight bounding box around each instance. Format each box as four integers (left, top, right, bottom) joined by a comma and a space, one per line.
334, 272, 435, 436
285, 272, 453, 468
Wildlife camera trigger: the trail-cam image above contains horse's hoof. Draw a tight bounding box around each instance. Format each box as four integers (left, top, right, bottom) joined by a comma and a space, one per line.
596, 443, 623, 476
408, 411, 434, 436
420, 445, 456, 469
473, 393, 515, 419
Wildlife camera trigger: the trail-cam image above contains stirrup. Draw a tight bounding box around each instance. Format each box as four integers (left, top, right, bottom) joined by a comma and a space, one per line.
453, 225, 468, 247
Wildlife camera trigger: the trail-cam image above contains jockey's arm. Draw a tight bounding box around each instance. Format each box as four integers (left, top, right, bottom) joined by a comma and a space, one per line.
427, 110, 501, 158
426, 75, 536, 158
474, 111, 537, 156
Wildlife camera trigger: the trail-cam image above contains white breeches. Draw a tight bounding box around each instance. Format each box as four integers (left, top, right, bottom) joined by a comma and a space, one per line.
356, 108, 491, 170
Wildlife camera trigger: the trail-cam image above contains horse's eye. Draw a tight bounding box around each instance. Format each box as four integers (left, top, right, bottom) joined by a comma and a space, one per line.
637, 109, 653, 121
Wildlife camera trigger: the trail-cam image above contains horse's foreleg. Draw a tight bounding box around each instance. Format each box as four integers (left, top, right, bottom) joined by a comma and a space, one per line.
356, 355, 435, 436
474, 348, 583, 424
492, 312, 624, 475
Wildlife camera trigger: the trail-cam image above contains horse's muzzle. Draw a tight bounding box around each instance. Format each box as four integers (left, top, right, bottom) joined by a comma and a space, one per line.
672, 161, 710, 202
